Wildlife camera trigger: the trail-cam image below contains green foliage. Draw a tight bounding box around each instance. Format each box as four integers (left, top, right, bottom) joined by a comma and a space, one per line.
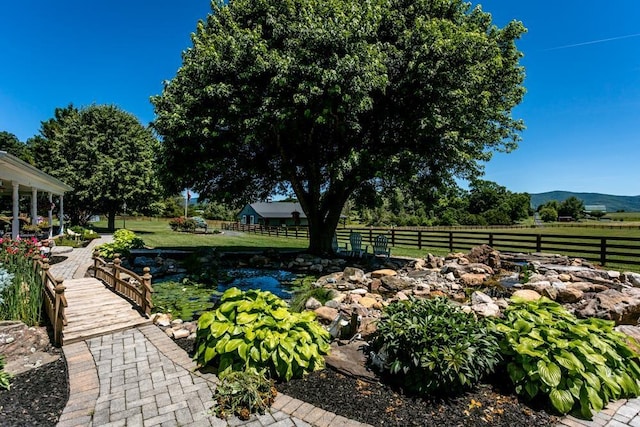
558, 197, 585, 220
0, 131, 32, 164
212, 369, 277, 420
169, 217, 196, 232
493, 297, 640, 418
289, 279, 335, 313
0, 355, 11, 390
0, 238, 44, 326
96, 229, 145, 259
370, 297, 501, 395
69, 225, 99, 240
539, 206, 558, 222
30, 104, 161, 228
194, 288, 330, 380
152, 0, 526, 253
152, 278, 220, 321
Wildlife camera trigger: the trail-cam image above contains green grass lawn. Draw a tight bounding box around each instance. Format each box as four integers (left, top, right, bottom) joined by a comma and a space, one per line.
89, 218, 640, 271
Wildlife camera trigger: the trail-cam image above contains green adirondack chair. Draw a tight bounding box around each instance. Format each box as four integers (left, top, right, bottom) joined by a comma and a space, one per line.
373, 234, 391, 259
348, 232, 368, 258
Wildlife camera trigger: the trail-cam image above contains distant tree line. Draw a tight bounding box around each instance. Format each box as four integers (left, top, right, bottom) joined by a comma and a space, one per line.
536, 196, 585, 222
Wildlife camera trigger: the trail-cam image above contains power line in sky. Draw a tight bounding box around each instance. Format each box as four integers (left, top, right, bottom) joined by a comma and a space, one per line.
545, 32, 640, 50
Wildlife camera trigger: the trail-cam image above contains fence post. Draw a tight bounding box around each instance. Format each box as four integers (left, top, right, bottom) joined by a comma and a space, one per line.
113, 256, 121, 284
391, 229, 396, 246
489, 233, 494, 247
600, 238, 607, 266
418, 230, 422, 250
142, 267, 153, 317
369, 228, 373, 246
41, 259, 50, 285
449, 231, 453, 252
536, 235, 542, 252
285, 227, 288, 238
295, 228, 298, 239
93, 249, 101, 272
54, 279, 66, 346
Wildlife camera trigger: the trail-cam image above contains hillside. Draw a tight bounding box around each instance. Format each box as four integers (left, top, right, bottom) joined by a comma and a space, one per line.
530, 191, 640, 212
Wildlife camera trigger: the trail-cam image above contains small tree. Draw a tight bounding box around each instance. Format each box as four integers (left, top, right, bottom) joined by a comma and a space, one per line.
539, 206, 558, 222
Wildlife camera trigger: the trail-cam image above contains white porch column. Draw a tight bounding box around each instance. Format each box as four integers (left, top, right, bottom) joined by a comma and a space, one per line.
31, 187, 38, 225
48, 193, 54, 239
59, 195, 65, 235
11, 182, 19, 239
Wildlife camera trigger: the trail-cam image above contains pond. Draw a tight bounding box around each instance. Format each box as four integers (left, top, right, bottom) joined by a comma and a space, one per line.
152, 268, 302, 322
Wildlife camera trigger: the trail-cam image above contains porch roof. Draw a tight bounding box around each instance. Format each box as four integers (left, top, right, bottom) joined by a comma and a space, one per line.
0, 150, 73, 195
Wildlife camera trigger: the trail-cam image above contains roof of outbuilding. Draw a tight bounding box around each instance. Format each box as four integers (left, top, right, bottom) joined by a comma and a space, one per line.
249, 202, 307, 218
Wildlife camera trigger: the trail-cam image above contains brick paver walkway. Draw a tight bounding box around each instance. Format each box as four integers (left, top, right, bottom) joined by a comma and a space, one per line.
55, 235, 371, 427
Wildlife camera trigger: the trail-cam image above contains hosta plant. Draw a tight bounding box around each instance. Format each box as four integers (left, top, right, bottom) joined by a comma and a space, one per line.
370, 297, 501, 395
493, 296, 640, 419
96, 229, 145, 259
194, 287, 330, 380
212, 369, 277, 420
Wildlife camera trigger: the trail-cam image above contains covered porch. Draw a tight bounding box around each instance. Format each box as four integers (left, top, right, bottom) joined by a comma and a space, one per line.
0, 150, 73, 239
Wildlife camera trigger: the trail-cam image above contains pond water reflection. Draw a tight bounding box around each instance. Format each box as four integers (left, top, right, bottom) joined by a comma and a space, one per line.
152, 267, 301, 321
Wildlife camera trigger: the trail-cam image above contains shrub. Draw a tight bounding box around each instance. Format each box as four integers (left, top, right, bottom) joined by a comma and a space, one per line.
0, 355, 11, 390
493, 297, 640, 418
194, 287, 330, 380
370, 297, 500, 395
288, 277, 335, 313
169, 217, 196, 232
96, 229, 145, 259
212, 369, 276, 420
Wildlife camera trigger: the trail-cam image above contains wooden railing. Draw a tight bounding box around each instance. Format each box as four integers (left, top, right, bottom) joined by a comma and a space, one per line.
222, 222, 640, 268
90, 251, 154, 317
35, 255, 67, 346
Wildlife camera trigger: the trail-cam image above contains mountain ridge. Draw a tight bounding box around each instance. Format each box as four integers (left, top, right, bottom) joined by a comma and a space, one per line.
530, 191, 640, 212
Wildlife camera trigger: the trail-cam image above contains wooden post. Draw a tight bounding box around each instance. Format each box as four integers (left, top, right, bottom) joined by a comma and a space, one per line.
142, 267, 153, 317
449, 231, 453, 252
418, 230, 422, 250
41, 259, 50, 285
54, 279, 66, 346
113, 256, 121, 290
489, 233, 494, 247
600, 238, 607, 266
93, 249, 101, 272
536, 235, 542, 252
391, 229, 396, 247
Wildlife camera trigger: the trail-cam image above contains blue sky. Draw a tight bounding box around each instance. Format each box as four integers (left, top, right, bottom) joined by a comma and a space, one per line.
1, 1, 639, 196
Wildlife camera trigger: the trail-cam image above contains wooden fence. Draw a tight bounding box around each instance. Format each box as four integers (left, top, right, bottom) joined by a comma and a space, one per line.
36, 255, 67, 346
90, 251, 154, 317
222, 222, 640, 268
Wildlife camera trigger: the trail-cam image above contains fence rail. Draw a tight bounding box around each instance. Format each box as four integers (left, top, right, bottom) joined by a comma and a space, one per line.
90, 251, 154, 317
222, 222, 640, 268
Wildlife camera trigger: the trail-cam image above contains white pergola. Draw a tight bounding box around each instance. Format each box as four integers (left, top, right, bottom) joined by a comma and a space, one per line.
0, 150, 73, 239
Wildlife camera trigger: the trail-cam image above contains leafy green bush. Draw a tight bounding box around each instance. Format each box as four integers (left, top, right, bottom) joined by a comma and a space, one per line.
213, 369, 276, 420
69, 225, 100, 240
493, 297, 640, 418
0, 355, 11, 390
96, 229, 145, 259
289, 277, 335, 313
169, 217, 196, 232
194, 287, 330, 380
370, 297, 500, 395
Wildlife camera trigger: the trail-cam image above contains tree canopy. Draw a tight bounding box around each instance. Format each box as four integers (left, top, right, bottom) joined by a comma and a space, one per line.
152, 0, 527, 253
31, 104, 161, 230
0, 131, 32, 164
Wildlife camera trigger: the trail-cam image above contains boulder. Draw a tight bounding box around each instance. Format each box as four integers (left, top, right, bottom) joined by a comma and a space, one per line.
467, 245, 501, 269
556, 287, 584, 303
305, 297, 322, 310
472, 302, 501, 317
459, 273, 487, 286
379, 276, 412, 295
371, 269, 397, 279
512, 289, 542, 301
471, 291, 493, 305
314, 306, 339, 323
575, 289, 640, 324
343, 267, 366, 283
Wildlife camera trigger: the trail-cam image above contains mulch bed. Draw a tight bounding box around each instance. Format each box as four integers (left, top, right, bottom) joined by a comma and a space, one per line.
0, 357, 68, 427
175, 338, 558, 426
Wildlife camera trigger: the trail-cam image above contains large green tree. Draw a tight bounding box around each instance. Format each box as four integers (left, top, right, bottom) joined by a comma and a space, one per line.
152, 0, 526, 253
0, 131, 32, 163
32, 105, 161, 230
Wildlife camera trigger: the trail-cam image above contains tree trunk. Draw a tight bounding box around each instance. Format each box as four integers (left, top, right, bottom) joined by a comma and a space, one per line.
107, 210, 116, 232
307, 207, 343, 255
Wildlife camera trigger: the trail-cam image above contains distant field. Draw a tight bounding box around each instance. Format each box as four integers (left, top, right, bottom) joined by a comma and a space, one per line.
603, 212, 640, 222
